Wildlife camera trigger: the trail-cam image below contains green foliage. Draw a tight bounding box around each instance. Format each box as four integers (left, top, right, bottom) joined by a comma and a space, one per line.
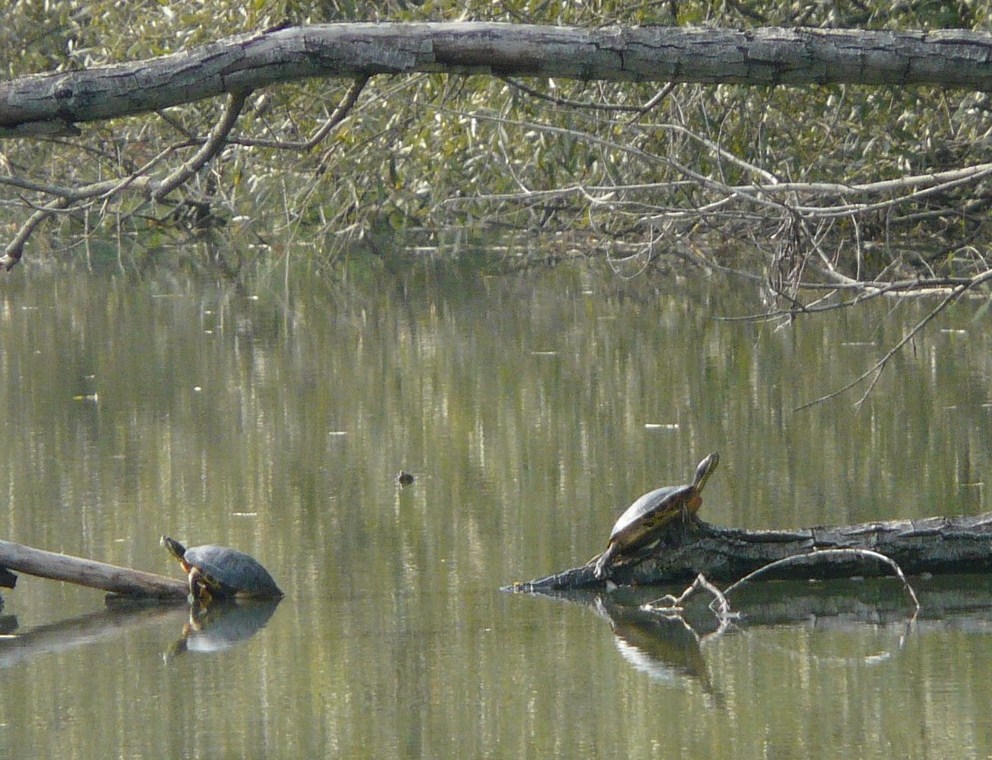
2, 0, 992, 286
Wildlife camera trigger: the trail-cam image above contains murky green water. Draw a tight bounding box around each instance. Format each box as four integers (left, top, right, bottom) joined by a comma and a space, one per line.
1, 253, 991, 759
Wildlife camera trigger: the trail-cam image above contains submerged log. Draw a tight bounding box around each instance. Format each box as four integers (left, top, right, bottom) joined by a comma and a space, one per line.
511, 513, 992, 592
0, 540, 187, 600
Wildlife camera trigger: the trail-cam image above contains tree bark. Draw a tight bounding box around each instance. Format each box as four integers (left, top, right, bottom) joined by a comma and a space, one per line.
3, 23, 992, 134
0, 540, 187, 600
510, 512, 992, 592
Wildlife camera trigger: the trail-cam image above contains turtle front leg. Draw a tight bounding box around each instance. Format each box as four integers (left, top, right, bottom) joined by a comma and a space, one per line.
187, 568, 214, 605
594, 542, 619, 580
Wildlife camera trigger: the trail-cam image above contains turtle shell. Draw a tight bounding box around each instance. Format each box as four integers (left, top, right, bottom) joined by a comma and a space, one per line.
183, 544, 283, 600
607, 483, 696, 551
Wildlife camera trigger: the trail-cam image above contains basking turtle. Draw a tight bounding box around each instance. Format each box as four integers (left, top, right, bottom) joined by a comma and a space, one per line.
593, 452, 719, 580
162, 537, 283, 602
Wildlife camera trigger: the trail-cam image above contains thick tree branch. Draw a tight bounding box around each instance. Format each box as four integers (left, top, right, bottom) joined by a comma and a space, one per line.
3, 24, 992, 134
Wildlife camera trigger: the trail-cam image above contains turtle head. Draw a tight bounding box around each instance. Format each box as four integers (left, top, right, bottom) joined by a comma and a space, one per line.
161, 536, 188, 563
693, 452, 719, 491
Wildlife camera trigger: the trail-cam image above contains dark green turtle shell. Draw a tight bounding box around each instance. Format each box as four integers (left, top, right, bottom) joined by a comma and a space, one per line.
608, 452, 719, 550
607, 483, 694, 549
183, 544, 283, 599
184, 544, 282, 598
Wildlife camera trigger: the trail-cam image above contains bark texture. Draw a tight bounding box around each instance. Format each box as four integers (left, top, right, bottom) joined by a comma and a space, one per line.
0, 540, 188, 600
3, 24, 992, 134
510, 513, 992, 591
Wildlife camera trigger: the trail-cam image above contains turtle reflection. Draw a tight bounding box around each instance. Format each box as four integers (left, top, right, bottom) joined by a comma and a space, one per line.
596, 597, 725, 708
166, 599, 280, 658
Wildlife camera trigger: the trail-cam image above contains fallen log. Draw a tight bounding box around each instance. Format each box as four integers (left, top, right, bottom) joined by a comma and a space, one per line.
5, 24, 992, 136
510, 512, 992, 592
0, 540, 188, 600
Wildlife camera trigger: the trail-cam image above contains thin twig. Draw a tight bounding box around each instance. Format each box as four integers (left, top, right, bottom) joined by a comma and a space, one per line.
641, 573, 737, 619
721, 548, 921, 612
795, 282, 966, 410
627, 82, 677, 125
502, 77, 644, 113
304, 76, 369, 151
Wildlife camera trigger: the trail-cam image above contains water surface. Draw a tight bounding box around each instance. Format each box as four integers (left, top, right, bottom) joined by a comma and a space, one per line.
1, 254, 991, 758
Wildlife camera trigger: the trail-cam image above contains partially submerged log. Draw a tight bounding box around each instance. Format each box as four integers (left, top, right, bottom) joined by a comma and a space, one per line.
0, 540, 187, 600
511, 513, 992, 592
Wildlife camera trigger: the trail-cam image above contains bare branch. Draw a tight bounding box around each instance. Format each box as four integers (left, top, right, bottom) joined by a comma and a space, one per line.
1, 198, 69, 270
795, 281, 967, 410
1, 92, 255, 268
152, 89, 250, 201
722, 548, 920, 612
5, 25, 992, 136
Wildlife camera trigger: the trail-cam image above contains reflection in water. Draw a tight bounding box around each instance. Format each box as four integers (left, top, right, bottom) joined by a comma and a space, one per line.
595, 596, 726, 708
528, 573, 992, 723
2, 259, 992, 758
0, 567, 16, 588
0, 614, 15, 635
0, 604, 183, 669
167, 599, 281, 658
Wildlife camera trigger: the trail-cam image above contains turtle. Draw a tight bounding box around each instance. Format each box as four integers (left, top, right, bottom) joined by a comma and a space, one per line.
161, 536, 284, 602
593, 452, 719, 580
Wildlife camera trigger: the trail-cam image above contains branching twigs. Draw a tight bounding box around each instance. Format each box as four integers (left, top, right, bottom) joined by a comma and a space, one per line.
795, 277, 974, 410
627, 83, 678, 125
721, 548, 921, 612
444, 110, 992, 408
238, 76, 369, 152
1, 94, 249, 270
0, 76, 370, 270
641, 573, 736, 619
152, 90, 249, 201
458, 113, 992, 219
640, 548, 920, 630
306, 77, 368, 151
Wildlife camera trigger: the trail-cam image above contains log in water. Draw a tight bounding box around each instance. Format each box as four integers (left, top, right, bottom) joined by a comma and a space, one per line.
0, 539, 187, 600
511, 513, 992, 591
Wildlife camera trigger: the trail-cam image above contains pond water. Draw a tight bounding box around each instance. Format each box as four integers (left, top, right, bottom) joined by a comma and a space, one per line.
1, 251, 991, 759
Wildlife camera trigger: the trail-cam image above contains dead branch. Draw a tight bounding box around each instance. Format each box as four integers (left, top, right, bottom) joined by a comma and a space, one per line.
0, 539, 187, 600
721, 548, 921, 611
4, 25, 992, 135
152, 90, 249, 201
509, 512, 992, 592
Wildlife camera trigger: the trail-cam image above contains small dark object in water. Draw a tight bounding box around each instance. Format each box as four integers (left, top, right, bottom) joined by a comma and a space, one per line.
397, 471, 415, 486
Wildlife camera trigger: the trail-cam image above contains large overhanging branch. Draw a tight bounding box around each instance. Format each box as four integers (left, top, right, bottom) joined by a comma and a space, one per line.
2, 23, 992, 134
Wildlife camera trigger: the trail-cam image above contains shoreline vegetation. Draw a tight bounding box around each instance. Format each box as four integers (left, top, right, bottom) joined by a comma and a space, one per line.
4, 2, 992, 405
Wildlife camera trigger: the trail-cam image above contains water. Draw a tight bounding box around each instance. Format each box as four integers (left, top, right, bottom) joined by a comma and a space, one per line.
1, 253, 991, 759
